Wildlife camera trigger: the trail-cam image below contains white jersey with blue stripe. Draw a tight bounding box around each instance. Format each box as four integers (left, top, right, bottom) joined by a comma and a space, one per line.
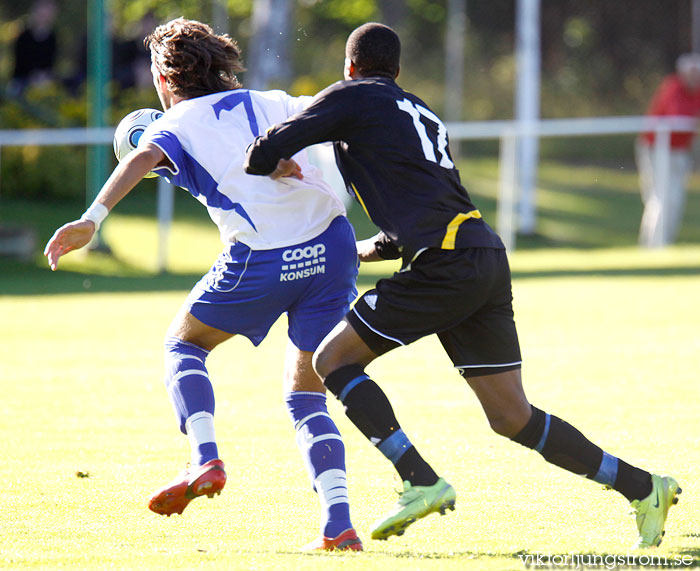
141, 89, 346, 250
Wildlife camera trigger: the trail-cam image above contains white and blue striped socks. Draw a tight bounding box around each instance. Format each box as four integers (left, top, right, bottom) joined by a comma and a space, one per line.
164, 337, 219, 466
286, 391, 352, 538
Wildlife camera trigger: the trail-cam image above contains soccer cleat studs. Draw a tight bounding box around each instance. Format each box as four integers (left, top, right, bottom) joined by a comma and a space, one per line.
301, 528, 363, 551
631, 475, 681, 549
370, 477, 457, 540
148, 459, 227, 516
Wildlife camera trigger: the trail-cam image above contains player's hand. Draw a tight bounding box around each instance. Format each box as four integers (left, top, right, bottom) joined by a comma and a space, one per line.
356, 238, 383, 262
44, 219, 96, 271
269, 158, 303, 181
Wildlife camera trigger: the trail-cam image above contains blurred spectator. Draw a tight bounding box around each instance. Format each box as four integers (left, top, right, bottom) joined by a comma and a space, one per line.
8, 0, 59, 97
636, 53, 700, 247
114, 12, 158, 90
66, 12, 157, 95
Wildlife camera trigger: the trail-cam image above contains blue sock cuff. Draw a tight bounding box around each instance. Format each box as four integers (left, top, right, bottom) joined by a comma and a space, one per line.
164, 336, 210, 360
163, 336, 214, 434
338, 374, 369, 403
196, 442, 219, 466
285, 391, 328, 426
324, 364, 368, 402
377, 429, 412, 463
593, 452, 619, 487
284, 391, 326, 406
534, 413, 551, 453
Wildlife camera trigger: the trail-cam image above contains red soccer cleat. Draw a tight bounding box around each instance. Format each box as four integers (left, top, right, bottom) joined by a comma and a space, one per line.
302, 528, 364, 551
148, 459, 227, 516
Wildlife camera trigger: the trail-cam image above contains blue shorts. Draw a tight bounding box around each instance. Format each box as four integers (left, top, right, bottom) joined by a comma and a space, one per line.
185, 216, 358, 351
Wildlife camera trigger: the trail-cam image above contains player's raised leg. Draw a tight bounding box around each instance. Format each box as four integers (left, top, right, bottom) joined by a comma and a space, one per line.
314, 320, 456, 541
148, 310, 232, 516
465, 368, 681, 548
284, 341, 362, 551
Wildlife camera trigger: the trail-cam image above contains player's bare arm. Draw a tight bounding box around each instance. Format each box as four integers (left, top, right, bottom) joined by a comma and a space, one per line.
44, 144, 166, 270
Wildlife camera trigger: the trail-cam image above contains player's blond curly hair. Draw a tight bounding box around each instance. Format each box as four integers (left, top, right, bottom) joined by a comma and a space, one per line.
145, 18, 244, 98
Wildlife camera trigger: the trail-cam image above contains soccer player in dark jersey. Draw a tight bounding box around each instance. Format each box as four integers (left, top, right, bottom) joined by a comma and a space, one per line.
244, 22, 680, 548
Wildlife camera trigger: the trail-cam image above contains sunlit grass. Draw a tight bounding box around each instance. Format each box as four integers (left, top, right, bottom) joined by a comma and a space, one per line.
1, 160, 700, 569
2, 254, 699, 569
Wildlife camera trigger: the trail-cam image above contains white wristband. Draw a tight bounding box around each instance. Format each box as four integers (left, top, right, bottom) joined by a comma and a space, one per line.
80, 203, 109, 232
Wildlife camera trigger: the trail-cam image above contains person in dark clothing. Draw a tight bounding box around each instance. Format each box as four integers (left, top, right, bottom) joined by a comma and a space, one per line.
9, 0, 58, 96
245, 22, 680, 549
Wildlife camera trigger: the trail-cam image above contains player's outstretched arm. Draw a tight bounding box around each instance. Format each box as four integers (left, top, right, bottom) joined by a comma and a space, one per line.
44, 144, 165, 271
245, 84, 352, 178
45, 220, 99, 271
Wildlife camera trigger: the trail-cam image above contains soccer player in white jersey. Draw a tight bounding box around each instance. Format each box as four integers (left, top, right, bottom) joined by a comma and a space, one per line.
44, 18, 362, 552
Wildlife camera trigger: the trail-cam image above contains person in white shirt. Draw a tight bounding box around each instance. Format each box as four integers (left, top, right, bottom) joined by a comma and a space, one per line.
44, 18, 362, 552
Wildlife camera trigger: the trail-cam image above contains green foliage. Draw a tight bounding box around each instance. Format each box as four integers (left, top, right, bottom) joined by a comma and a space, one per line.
1, 145, 86, 201
308, 0, 377, 26
0, 79, 160, 200
407, 0, 445, 24
117, 0, 252, 23
5, 158, 700, 273
0, 85, 85, 200
0, 0, 692, 200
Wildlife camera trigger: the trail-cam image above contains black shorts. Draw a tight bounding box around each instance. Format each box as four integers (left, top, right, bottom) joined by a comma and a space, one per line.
347, 247, 522, 377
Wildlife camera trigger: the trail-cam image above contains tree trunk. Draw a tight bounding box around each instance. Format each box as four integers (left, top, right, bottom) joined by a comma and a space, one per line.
246, 0, 292, 90
379, 0, 408, 32
693, 0, 700, 52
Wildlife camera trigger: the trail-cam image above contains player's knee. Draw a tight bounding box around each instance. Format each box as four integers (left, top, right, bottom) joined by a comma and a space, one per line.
486, 412, 526, 439
163, 336, 209, 383
163, 335, 181, 361
313, 342, 356, 381
312, 347, 334, 380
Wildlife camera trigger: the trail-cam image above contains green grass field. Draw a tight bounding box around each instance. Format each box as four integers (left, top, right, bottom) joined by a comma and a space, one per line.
1, 159, 700, 569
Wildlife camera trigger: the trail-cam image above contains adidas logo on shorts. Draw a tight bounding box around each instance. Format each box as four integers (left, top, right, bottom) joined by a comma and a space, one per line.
364, 294, 377, 310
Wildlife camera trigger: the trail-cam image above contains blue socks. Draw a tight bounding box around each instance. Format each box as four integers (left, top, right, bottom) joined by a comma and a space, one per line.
285, 391, 352, 538
164, 337, 219, 466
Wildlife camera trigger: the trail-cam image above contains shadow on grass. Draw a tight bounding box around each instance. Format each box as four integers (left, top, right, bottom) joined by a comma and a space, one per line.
2, 256, 699, 297
0, 260, 201, 296
512, 265, 700, 280
2, 179, 699, 297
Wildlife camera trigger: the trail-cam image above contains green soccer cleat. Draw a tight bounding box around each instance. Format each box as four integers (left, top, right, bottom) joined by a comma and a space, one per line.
371, 477, 456, 540
630, 474, 681, 549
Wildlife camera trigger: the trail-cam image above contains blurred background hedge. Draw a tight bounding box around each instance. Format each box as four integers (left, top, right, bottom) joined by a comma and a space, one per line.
0, 0, 693, 201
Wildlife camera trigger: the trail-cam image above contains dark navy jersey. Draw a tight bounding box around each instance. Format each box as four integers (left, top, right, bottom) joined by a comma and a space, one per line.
245, 77, 504, 261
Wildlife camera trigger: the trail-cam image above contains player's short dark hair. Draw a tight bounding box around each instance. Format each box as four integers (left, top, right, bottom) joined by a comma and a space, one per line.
146, 18, 244, 98
345, 23, 400, 78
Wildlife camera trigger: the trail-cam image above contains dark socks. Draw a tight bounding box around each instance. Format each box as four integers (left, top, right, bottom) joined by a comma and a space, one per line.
512, 406, 652, 502
325, 364, 439, 486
